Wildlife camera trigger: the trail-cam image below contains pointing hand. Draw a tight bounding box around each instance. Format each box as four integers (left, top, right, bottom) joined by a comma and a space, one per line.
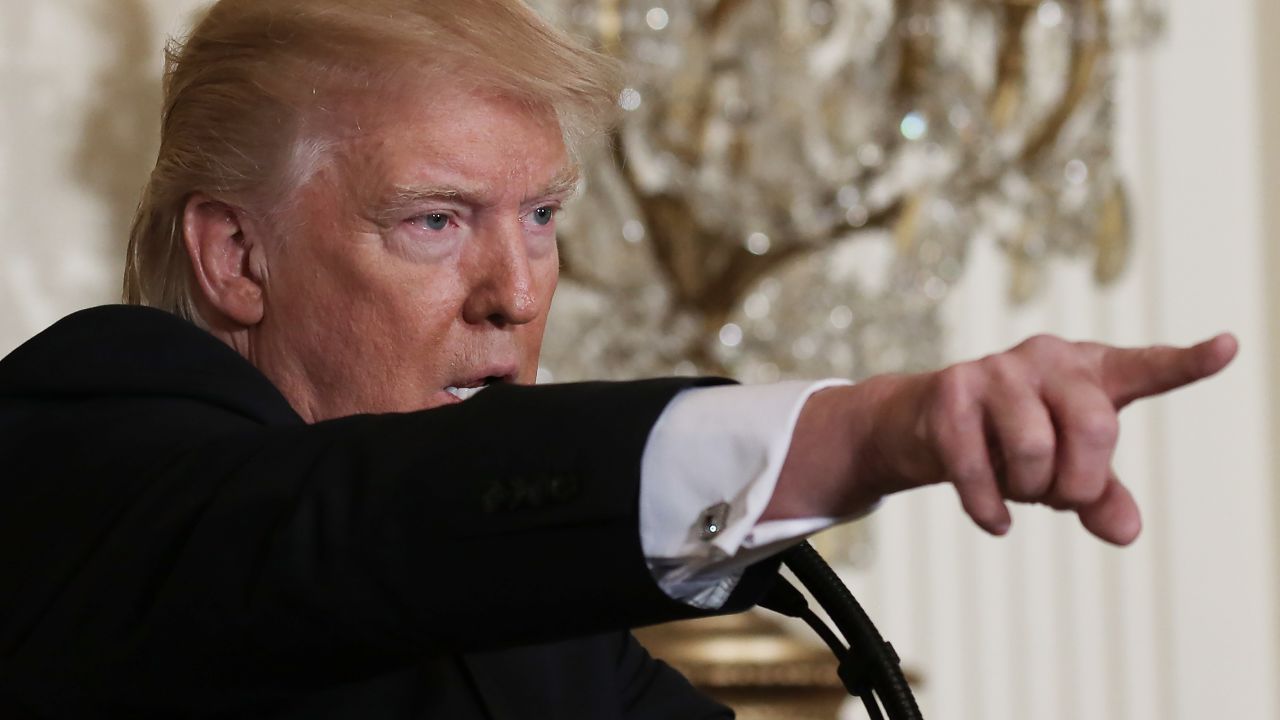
770, 334, 1238, 545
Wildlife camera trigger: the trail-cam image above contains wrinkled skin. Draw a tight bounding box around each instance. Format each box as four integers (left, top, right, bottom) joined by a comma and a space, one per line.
186, 89, 570, 421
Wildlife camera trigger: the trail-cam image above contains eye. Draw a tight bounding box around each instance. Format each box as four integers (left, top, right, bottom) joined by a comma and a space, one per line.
531, 206, 556, 227
420, 213, 450, 231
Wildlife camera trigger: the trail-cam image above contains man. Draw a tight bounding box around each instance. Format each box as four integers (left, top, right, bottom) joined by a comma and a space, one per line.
0, 0, 1236, 718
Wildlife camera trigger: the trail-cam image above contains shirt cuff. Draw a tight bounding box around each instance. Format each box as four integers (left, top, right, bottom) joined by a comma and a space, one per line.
639, 379, 853, 608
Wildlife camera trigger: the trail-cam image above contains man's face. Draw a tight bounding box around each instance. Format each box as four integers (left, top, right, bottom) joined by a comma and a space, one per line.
247, 89, 571, 422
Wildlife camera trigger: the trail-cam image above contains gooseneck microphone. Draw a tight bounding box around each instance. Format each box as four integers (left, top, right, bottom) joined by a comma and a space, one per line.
759, 541, 923, 720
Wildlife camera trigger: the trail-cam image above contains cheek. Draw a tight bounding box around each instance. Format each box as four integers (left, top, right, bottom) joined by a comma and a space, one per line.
268, 233, 464, 356
531, 247, 559, 318
516, 255, 558, 382
516, 321, 548, 384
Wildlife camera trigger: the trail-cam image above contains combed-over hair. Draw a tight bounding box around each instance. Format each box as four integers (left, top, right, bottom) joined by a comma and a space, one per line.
123, 0, 621, 321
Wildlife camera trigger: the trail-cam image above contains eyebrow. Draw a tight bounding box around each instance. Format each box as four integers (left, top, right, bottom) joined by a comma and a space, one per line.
373, 166, 582, 227
531, 166, 583, 202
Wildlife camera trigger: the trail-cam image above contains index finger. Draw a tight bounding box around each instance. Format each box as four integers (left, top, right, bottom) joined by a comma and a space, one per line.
1102, 333, 1238, 408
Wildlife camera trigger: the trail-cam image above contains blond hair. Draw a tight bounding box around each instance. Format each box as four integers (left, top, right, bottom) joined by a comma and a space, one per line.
123, 0, 620, 321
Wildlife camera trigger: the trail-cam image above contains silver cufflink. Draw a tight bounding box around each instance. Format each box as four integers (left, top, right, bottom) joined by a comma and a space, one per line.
699, 502, 730, 541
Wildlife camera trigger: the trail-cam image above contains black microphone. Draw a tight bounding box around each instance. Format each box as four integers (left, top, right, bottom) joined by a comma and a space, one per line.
758, 542, 923, 720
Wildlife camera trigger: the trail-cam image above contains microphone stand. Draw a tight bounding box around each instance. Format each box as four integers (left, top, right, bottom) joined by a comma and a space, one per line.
759, 541, 923, 720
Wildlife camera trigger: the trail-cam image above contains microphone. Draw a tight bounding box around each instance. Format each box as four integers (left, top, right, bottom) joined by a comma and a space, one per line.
759, 541, 923, 720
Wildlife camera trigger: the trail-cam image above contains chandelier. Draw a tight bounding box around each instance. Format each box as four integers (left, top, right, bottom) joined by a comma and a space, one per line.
536, 0, 1164, 384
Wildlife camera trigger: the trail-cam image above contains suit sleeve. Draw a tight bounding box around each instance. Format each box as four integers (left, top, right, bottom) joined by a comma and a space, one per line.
614, 631, 734, 719
0, 379, 778, 713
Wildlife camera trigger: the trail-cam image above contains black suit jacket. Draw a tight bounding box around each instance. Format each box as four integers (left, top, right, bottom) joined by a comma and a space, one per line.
0, 306, 779, 718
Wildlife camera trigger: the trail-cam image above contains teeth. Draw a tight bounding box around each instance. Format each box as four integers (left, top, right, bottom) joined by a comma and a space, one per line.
445, 385, 488, 401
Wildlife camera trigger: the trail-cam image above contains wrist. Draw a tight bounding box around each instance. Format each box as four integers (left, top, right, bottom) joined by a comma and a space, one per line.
764, 375, 906, 521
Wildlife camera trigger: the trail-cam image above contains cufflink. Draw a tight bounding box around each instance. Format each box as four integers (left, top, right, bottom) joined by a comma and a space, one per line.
699, 502, 731, 541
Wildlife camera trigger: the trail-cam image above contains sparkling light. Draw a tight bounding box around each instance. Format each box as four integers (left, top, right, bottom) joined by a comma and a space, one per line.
829, 305, 854, 330
719, 323, 744, 348
900, 111, 929, 141
645, 7, 670, 31
753, 362, 781, 384
746, 232, 772, 255
1065, 159, 1089, 185
619, 87, 643, 111
857, 143, 884, 167
744, 293, 771, 320
623, 220, 646, 243
791, 336, 817, 360
1038, 1, 1065, 28
673, 361, 698, 376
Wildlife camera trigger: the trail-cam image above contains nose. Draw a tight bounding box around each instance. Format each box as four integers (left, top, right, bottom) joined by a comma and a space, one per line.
460, 222, 543, 327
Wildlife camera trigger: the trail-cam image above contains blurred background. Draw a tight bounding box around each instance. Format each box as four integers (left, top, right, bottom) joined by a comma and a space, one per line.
1, 0, 1276, 718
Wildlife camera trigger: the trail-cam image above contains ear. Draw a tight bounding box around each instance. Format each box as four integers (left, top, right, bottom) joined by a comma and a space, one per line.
182, 193, 267, 327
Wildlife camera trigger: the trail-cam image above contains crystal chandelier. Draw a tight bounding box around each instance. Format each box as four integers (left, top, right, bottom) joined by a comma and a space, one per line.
536, 0, 1164, 384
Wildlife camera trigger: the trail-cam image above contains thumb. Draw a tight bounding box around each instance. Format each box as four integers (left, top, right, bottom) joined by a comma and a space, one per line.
1078, 474, 1142, 546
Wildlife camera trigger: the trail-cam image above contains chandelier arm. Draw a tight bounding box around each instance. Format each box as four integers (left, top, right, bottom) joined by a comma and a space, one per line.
988, 3, 1034, 129
1017, 0, 1109, 166
864, 197, 906, 234
698, 245, 808, 322
602, 128, 690, 302
595, 0, 623, 55
880, 0, 936, 184
706, 0, 750, 34
892, 0, 937, 98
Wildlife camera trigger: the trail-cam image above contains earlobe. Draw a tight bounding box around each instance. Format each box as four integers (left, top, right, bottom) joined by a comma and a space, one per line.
182, 193, 267, 328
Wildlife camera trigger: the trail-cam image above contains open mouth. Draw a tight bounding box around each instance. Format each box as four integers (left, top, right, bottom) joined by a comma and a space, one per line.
443, 375, 510, 402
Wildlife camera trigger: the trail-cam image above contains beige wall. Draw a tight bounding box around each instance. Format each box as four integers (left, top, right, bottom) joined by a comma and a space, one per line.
1260, 0, 1280, 713
0, 0, 206, 354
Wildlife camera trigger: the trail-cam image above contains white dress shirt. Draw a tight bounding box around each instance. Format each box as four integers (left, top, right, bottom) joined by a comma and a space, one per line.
639, 380, 854, 608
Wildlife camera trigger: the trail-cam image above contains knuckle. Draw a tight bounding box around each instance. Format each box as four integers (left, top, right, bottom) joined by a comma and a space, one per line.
1074, 411, 1120, 446
1017, 333, 1061, 356
1008, 431, 1056, 463
935, 363, 972, 396
982, 352, 1025, 386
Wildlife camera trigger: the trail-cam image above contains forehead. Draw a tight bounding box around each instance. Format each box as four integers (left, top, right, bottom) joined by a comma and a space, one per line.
336, 88, 571, 202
